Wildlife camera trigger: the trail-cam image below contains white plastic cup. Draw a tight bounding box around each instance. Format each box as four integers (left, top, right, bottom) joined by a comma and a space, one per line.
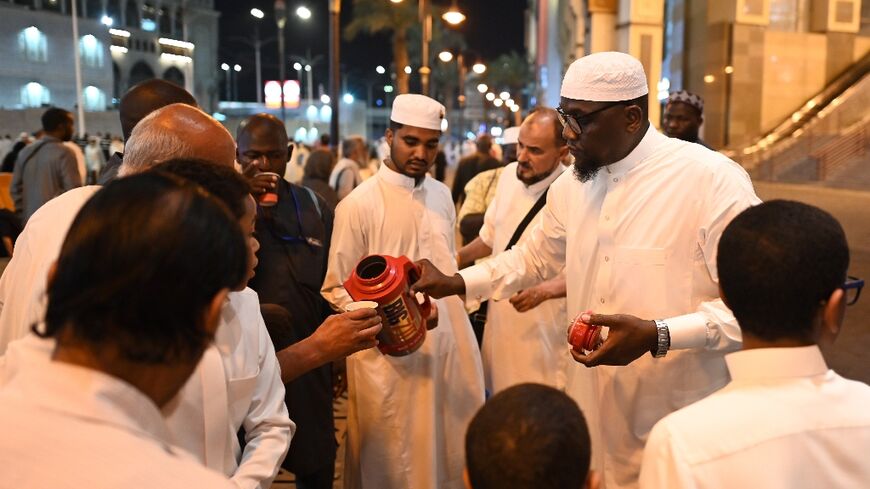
344, 300, 379, 312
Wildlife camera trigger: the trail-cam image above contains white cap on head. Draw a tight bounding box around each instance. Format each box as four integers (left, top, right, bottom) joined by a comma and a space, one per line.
502, 126, 520, 145
390, 94, 446, 131
560, 51, 648, 102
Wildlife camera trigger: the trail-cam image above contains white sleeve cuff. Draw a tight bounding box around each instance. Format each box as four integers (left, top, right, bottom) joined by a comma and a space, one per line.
458, 265, 493, 310
664, 312, 709, 350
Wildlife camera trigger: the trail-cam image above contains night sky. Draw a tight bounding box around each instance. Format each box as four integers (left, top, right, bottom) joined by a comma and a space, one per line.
214, 0, 528, 103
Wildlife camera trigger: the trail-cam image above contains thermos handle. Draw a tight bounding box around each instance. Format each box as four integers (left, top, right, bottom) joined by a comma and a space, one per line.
407, 263, 433, 321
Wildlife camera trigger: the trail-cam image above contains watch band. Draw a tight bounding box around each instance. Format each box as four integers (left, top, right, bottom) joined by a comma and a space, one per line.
652, 319, 670, 358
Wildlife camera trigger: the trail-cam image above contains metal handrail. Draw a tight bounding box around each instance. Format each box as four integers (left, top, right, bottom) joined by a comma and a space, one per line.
812, 118, 870, 180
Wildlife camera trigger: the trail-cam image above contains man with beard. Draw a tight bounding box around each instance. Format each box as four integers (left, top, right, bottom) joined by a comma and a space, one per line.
662, 90, 710, 148
412, 52, 760, 488
322, 94, 485, 489
455, 108, 569, 393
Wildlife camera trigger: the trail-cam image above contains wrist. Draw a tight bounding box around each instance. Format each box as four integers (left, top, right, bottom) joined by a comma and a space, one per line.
450, 273, 467, 296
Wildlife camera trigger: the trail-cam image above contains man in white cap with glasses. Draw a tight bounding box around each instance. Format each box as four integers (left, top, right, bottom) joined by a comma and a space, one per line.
412, 52, 760, 488
322, 94, 484, 489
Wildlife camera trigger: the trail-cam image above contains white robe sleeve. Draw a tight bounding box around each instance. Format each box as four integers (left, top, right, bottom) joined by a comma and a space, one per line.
459, 181, 568, 307
322, 196, 368, 309
664, 161, 761, 351
232, 311, 294, 489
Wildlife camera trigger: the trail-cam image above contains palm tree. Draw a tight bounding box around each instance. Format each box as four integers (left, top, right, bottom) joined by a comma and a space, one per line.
345, 0, 418, 94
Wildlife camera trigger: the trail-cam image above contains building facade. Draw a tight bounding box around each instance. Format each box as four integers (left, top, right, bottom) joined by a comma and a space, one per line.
0, 0, 219, 115
540, 0, 870, 149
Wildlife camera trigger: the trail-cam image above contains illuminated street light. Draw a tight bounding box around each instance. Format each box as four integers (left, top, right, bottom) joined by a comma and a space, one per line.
101, 15, 113, 26
293, 62, 302, 71
221, 63, 229, 71
510, 105, 519, 113
296, 6, 312, 20
724, 65, 734, 74
305, 64, 312, 72
493, 99, 504, 107
442, 3, 466, 25
320, 94, 331, 104
485, 92, 495, 101
376, 65, 386, 74
250, 8, 264, 19
390, 0, 403, 3
384, 85, 394, 93
704, 74, 715, 83
343, 93, 354, 104
438, 51, 453, 63
499, 91, 510, 100
404, 65, 412, 74
506, 98, 515, 106
477, 83, 487, 93
472, 63, 486, 74
234, 64, 242, 72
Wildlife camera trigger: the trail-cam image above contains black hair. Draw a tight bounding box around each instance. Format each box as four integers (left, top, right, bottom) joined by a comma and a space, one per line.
718, 200, 849, 342
622, 94, 649, 120
389, 120, 404, 133
150, 158, 251, 219
466, 383, 591, 489
41, 172, 248, 364
42, 107, 72, 132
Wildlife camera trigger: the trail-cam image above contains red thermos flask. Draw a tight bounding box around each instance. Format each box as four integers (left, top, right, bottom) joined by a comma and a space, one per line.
344, 254, 433, 356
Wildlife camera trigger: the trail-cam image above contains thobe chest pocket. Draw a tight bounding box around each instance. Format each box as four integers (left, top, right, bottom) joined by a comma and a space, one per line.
612, 247, 667, 318
227, 367, 260, 427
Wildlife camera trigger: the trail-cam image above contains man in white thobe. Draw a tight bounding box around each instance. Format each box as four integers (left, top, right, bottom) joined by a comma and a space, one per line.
322, 94, 485, 489
639, 201, 870, 488
413, 52, 761, 488
330, 135, 366, 200
0, 104, 292, 489
456, 108, 570, 394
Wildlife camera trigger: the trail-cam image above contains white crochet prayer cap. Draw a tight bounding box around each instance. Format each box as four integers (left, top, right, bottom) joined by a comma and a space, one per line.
390, 94, 446, 131
560, 51, 649, 102
502, 126, 520, 145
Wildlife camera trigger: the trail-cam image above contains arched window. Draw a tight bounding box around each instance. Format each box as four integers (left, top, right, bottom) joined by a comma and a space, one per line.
163, 67, 185, 87
125, 0, 139, 28
83, 86, 107, 111
129, 61, 155, 87
18, 26, 48, 63
159, 7, 172, 35
21, 82, 50, 108
174, 7, 184, 37
79, 34, 105, 68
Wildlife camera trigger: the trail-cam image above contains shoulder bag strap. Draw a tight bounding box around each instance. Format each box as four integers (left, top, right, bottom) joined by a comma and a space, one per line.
503, 186, 549, 252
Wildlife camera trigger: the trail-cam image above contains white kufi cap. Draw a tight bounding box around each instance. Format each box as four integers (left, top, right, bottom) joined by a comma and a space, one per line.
560, 51, 649, 102
390, 94, 446, 131
502, 126, 520, 145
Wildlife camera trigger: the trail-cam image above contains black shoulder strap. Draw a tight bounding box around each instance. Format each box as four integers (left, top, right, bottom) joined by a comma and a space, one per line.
15, 141, 48, 174
503, 187, 549, 252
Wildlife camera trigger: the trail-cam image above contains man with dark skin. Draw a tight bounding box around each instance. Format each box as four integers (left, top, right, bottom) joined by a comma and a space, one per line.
98, 79, 197, 184
412, 52, 759, 488
236, 114, 381, 489
662, 90, 710, 148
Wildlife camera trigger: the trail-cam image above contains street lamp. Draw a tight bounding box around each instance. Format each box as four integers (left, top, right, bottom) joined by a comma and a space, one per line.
477, 83, 487, 93
233, 64, 242, 101
221, 63, 230, 101
376, 65, 386, 74
296, 5, 312, 20
404, 65, 412, 75
234, 64, 241, 72
438, 50, 453, 63
472, 62, 486, 74
101, 15, 113, 26
250, 8, 265, 104
275, 0, 288, 122
499, 91, 509, 100
442, 1, 466, 25
485, 92, 495, 101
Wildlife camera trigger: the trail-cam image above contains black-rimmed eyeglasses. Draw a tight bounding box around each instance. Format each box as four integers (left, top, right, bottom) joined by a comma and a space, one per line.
844, 276, 863, 306
556, 103, 626, 135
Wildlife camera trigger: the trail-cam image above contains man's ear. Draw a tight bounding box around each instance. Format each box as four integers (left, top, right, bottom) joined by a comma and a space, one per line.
819, 287, 845, 346
202, 288, 230, 338
385, 128, 394, 147
624, 105, 644, 133
286, 142, 294, 163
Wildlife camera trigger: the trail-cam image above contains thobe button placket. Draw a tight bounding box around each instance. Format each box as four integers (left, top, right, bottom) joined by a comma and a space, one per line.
604, 256, 609, 262
600, 298, 605, 304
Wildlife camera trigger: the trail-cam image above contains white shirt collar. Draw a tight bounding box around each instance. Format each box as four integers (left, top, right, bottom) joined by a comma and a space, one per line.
604, 124, 666, 176
378, 159, 424, 190
525, 163, 565, 193
725, 345, 829, 381
7, 358, 173, 445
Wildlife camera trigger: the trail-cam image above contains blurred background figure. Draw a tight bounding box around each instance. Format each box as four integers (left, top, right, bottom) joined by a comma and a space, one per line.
303, 150, 340, 210
330, 136, 367, 200
452, 134, 501, 205
84, 136, 105, 185
663, 90, 709, 148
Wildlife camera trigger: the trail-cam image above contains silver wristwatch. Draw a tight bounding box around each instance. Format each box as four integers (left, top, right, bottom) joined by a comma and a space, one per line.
652, 319, 670, 358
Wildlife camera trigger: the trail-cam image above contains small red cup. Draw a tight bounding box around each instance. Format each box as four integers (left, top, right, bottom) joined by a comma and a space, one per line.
567, 310, 601, 353
257, 172, 280, 207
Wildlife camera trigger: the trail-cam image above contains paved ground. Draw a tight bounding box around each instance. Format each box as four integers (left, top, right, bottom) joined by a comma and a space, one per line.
756, 182, 870, 385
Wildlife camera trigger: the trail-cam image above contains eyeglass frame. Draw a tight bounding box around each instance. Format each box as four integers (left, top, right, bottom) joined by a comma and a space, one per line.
843, 276, 863, 306
556, 102, 631, 135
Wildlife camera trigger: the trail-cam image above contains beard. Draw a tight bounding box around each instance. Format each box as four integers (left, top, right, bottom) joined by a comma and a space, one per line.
572, 158, 602, 183
516, 162, 553, 186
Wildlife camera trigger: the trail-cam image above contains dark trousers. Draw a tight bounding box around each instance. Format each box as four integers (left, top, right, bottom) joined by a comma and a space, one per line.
294, 465, 334, 489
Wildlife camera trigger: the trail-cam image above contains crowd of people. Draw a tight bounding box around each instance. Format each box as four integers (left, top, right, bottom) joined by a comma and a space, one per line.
0, 50, 867, 489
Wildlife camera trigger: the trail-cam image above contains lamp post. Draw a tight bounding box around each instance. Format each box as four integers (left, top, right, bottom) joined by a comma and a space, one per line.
275, 0, 287, 122
250, 8, 264, 104
233, 64, 242, 101
391, 1, 464, 96
221, 63, 230, 101
329, 0, 341, 145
